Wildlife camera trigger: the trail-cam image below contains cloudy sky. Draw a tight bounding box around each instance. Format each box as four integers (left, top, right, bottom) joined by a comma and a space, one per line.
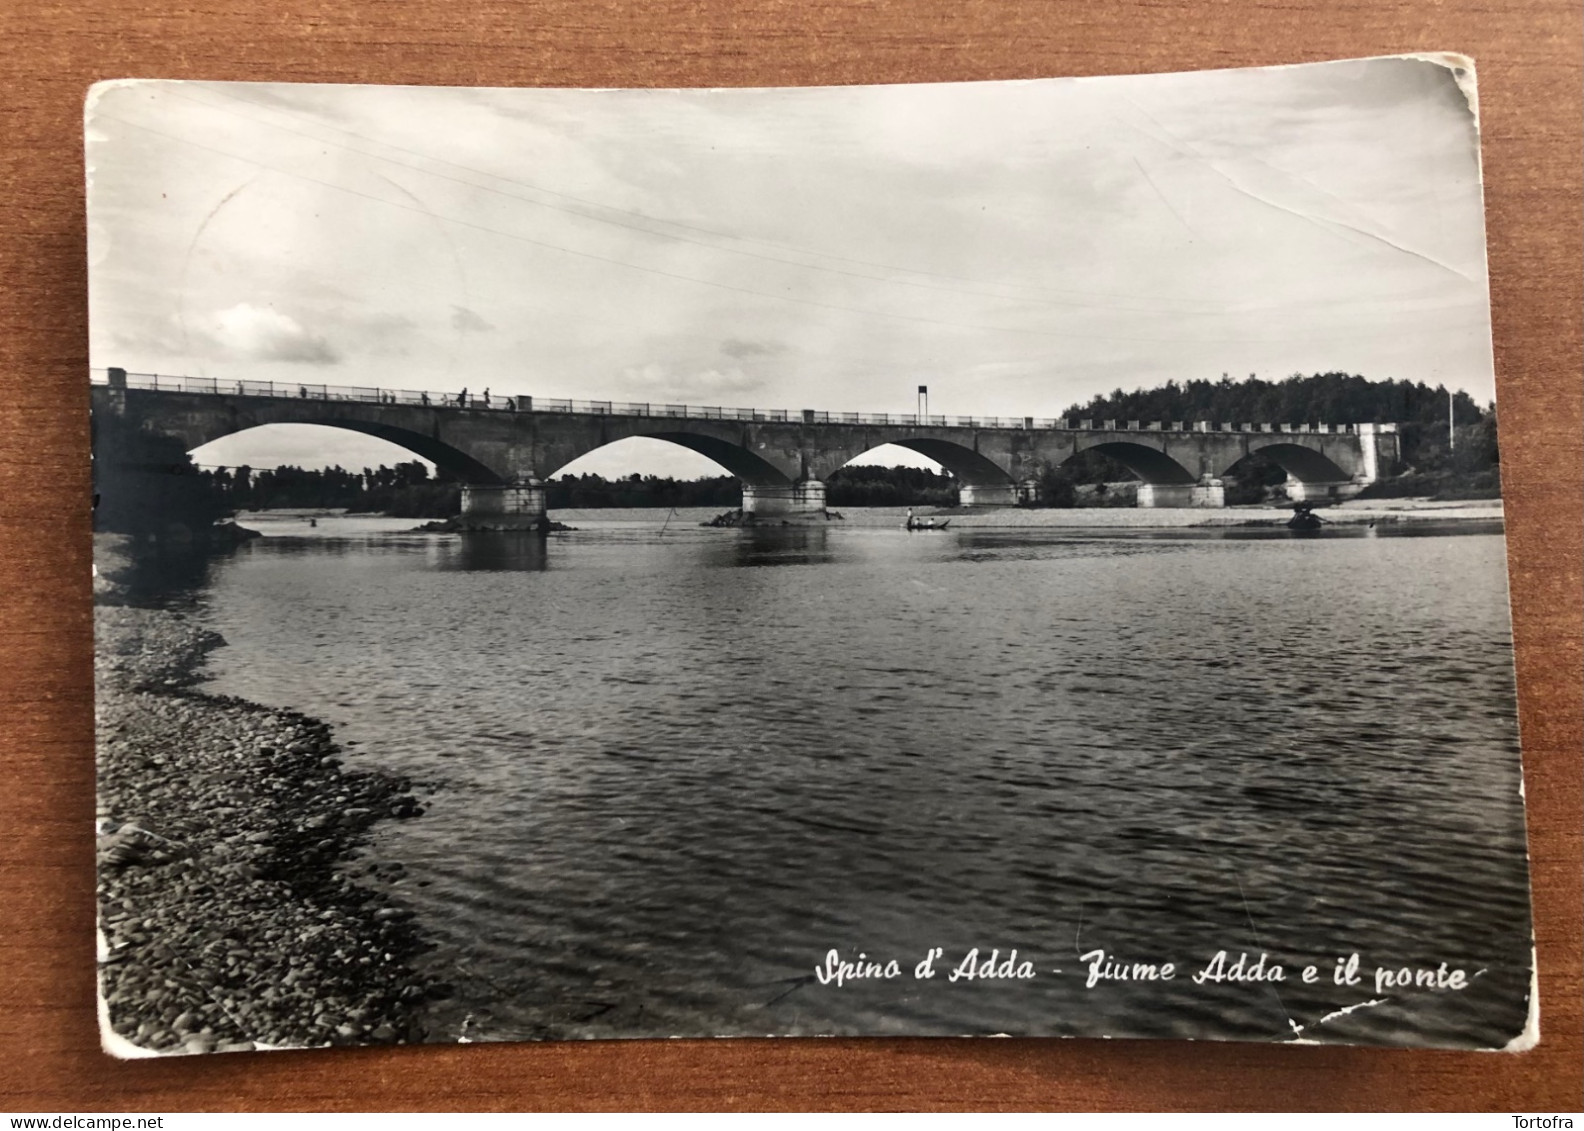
86, 57, 1492, 478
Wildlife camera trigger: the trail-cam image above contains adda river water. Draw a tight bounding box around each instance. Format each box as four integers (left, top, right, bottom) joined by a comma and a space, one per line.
185, 512, 1531, 1049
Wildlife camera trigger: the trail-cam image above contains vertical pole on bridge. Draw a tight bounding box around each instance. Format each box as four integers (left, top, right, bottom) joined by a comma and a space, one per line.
104, 366, 128, 417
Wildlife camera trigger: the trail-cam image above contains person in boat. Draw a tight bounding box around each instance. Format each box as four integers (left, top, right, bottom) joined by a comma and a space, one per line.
1288, 501, 1327, 531
904, 508, 950, 531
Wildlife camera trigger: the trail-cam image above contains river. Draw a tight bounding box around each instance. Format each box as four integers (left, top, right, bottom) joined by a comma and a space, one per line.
182, 512, 1531, 1049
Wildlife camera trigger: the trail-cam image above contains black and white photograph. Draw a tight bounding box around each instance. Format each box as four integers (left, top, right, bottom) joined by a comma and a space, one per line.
87, 56, 1533, 1057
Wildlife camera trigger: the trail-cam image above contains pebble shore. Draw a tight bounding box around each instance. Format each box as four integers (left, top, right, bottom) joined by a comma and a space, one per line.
95, 539, 440, 1056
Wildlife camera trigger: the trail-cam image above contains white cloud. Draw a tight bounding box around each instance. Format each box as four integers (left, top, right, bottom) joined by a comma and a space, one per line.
451, 306, 495, 332
720, 337, 786, 358
211, 303, 338, 365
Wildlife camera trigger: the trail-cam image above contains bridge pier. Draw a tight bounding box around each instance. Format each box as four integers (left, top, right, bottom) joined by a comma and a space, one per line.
1137, 478, 1226, 508
1286, 478, 1365, 503
742, 478, 826, 516
459, 480, 548, 530
959, 483, 1019, 507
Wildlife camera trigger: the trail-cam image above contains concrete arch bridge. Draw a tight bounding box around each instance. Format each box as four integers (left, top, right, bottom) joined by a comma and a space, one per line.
92, 369, 1400, 529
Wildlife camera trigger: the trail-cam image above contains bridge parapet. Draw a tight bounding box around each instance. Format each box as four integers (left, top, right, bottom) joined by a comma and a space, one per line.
89, 370, 1391, 438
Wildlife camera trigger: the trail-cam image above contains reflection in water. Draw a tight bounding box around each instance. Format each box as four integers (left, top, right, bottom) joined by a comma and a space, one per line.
100, 535, 222, 600
722, 524, 836, 568
442, 533, 551, 573
190, 517, 1529, 1049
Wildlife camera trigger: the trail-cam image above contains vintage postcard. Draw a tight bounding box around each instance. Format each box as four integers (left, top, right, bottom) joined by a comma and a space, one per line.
87, 56, 1534, 1056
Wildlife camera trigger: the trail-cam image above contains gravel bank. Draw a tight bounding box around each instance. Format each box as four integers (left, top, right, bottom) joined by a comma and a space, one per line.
94, 537, 439, 1056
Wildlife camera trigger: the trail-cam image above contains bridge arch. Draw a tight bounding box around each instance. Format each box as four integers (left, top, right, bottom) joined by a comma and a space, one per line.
543, 431, 795, 488
822, 438, 1014, 491
1221, 442, 1352, 486
1063, 441, 1197, 485
187, 419, 509, 485
883, 439, 1013, 489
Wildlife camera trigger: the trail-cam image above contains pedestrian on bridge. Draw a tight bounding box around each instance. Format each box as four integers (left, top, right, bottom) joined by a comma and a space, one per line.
458, 387, 468, 407
482, 388, 491, 407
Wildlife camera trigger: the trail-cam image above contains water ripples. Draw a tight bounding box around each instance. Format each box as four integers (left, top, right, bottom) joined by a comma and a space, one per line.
198, 520, 1531, 1048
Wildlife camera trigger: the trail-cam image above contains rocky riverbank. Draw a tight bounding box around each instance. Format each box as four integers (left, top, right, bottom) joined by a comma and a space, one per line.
94, 535, 440, 1056
699, 508, 847, 527
410, 515, 574, 533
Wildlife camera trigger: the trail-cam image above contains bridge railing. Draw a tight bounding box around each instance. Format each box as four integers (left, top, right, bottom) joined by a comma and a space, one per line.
89, 369, 1386, 434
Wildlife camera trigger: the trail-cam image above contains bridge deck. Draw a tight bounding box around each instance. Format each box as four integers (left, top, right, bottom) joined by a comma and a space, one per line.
91, 370, 1387, 437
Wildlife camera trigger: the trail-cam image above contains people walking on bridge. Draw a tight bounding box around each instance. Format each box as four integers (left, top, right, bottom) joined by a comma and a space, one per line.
482, 388, 491, 407
420, 392, 429, 406
458, 387, 468, 407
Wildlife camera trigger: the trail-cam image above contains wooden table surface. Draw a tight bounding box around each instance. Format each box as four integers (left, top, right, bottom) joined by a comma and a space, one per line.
1, 0, 1579, 1112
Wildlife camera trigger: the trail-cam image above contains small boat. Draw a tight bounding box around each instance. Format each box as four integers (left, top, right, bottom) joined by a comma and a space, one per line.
905, 517, 951, 531
1287, 503, 1325, 532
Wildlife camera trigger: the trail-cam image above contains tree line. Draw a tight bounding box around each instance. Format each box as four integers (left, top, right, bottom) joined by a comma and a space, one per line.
1067, 371, 1484, 432
187, 462, 962, 514
1059, 371, 1498, 501
196, 461, 462, 518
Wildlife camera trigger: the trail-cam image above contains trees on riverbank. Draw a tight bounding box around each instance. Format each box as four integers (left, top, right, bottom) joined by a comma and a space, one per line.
195, 463, 964, 513
197, 461, 461, 517
1069, 371, 1487, 435
827, 465, 958, 507
1066, 371, 1499, 502
93, 419, 233, 535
